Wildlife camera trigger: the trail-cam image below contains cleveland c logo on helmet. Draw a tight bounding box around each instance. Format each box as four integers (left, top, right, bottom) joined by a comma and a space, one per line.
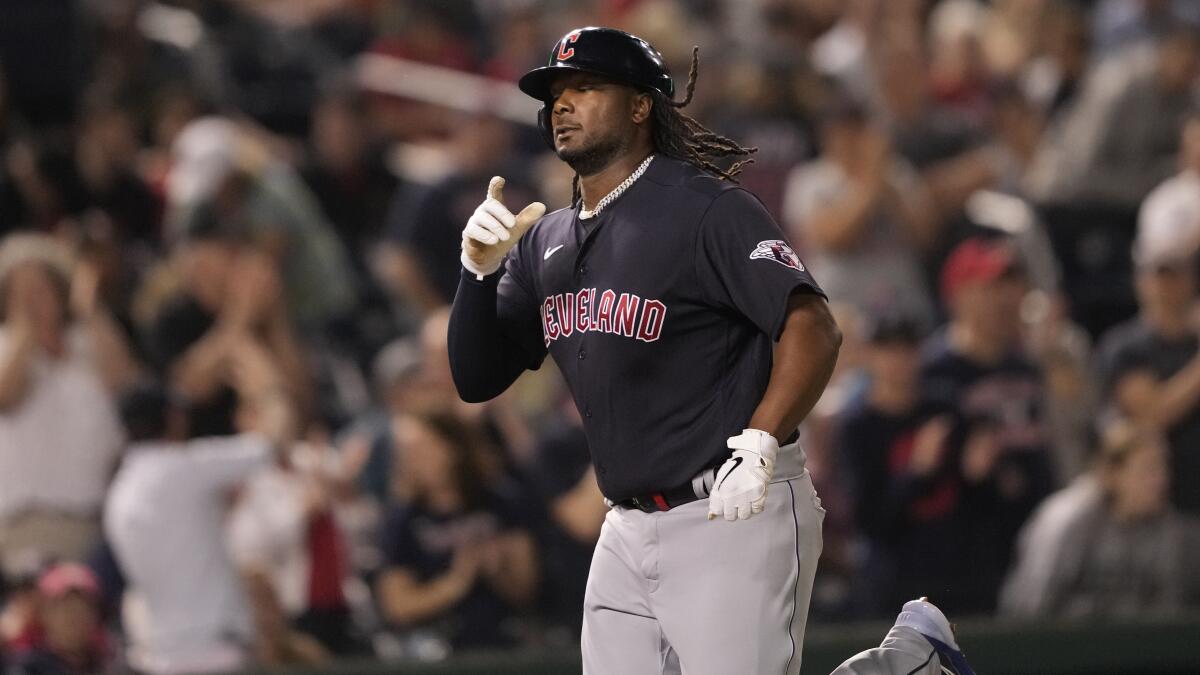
556, 31, 581, 61
750, 240, 804, 271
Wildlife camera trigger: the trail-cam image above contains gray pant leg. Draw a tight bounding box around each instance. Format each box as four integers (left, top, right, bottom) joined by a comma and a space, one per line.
830, 626, 943, 675
653, 471, 825, 675
582, 508, 672, 674
583, 445, 821, 675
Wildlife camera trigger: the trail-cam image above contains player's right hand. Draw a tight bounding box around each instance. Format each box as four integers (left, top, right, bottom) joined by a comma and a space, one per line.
461, 176, 546, 279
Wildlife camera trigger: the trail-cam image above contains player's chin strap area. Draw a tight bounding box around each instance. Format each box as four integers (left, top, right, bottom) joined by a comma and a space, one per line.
609, 436, 806, 514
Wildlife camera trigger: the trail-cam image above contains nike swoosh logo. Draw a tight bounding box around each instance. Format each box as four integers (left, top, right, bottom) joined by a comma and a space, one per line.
544, 244, 565, 260
716, 456, 743, 490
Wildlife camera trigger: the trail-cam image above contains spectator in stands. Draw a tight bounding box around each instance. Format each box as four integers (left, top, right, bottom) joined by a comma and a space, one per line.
6, 563, 110, 675
105, 340, 293, 675
241, 569, 329, 669
73, 103, 161, 251
1095, 140, 1200, 515
301, 88, 398, 260
144, 232, 309, 437
0, 140, 90, 234
409, 307, 534, 474
921, 236, 1056, 613
836, 314, 967, 617
228, 439, 359, 655
871, 31, 984, 171
336, 337, 424, 507
783, 97, 939, 326
1092, 0, 1200, 54
0, 234, 134, 577
165, 116, 358, 330
520, 399, 604, 635
1021, 1, 1091, 121
1027, 27, 1198, 208
381, 113, 539, 312
2, 567, 40, 654
1000, 422, 1200, 618
376, 410, 537, 651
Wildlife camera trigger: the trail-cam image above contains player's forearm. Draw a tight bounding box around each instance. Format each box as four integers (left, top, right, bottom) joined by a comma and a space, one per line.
747, 293, 842, 441
448, 270, 531, 403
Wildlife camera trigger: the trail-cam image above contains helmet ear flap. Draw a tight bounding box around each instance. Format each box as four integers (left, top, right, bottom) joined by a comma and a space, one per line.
538, 104, 555, 150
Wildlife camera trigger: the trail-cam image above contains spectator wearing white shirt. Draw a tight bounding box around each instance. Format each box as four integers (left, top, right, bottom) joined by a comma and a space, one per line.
105, 339, 293, 675
0, 234, 137, 577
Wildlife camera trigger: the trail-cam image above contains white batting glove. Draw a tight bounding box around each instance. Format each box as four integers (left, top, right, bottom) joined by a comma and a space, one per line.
707, 429, 779, 522
461, 176, 546, 279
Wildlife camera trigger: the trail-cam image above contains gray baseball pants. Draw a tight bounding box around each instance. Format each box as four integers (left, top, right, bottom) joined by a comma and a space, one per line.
581, 444, 824, 675
830, 625, 949, 674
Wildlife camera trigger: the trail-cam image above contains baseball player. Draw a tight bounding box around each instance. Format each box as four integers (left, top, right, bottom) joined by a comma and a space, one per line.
832, 598, 978, 675
447, 27, 841, 674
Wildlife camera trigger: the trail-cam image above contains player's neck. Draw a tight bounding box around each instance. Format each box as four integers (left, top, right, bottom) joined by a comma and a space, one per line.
578, 146, 654, 212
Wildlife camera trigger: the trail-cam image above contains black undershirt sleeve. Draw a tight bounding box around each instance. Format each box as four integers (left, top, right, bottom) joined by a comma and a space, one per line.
448, 260, 547, 402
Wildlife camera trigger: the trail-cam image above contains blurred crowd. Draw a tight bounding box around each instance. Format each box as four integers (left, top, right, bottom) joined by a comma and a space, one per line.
0, 0, 1198, 673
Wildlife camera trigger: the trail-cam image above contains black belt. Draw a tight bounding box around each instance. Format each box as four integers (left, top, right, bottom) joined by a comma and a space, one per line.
614, 466, 719, 513
613, 431, 798, 514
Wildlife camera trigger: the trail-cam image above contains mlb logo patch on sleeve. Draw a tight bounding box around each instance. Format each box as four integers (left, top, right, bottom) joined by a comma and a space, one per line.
750, 240, 804, 271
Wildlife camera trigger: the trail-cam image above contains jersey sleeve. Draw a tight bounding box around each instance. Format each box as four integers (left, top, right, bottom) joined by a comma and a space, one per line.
495, 236, 549, 369
694, 188, 826, 340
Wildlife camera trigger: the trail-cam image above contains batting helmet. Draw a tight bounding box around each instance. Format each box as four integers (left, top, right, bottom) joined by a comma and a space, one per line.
518, 27, 674, 148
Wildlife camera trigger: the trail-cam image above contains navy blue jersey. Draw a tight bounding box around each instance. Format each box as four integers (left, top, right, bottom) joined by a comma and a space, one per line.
461, 156, 823, 501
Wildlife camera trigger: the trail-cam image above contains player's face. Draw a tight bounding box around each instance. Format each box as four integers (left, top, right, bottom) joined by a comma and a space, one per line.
548, 72, 648, 175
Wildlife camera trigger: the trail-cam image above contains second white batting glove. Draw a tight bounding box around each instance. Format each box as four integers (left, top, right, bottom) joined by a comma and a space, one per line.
461, 176, 546, 279
707, 429, 779, 522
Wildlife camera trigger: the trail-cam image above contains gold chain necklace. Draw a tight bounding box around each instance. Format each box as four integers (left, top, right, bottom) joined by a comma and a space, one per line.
579, 154, 655, 220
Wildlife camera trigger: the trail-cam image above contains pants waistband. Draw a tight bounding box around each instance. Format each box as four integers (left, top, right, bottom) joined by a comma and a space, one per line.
613, 442, 806, 513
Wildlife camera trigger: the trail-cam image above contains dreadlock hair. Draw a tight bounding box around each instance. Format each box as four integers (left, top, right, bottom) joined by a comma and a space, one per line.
570, 47, 757, 207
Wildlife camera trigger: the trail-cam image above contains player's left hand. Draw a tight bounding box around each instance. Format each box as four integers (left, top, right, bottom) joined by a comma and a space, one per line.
707, 429, 779, 521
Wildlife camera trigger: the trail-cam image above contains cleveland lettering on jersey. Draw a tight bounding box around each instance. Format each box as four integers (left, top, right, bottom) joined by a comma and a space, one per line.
541, 288, 667, 346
